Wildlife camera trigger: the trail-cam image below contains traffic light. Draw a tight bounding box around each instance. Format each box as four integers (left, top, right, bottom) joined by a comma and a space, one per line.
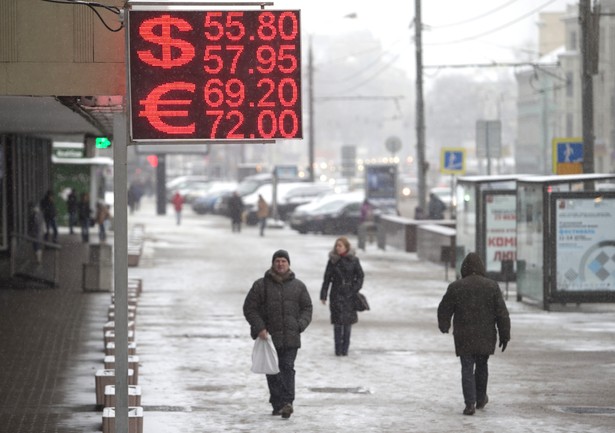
146, 155, 158, 168
95, 137, 112, 149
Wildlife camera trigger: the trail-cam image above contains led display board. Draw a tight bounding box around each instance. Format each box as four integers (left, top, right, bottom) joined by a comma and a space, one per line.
128, 10, 302, 141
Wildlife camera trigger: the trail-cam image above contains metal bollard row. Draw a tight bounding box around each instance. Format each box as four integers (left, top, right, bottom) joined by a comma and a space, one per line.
95, 277, 144, 433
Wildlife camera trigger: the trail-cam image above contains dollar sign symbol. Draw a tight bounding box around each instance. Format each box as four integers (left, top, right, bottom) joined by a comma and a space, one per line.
138, 14, 195, 69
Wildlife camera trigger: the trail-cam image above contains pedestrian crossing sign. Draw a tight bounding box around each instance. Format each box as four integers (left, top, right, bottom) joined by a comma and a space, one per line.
552, 138, 583, 174
440, 148, 466, 175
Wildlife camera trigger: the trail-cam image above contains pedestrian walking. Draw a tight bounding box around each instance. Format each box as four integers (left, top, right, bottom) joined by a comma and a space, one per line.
27, 202, 44, 264
95, 201, 111, 242
66, 188, 78, 234
428, 193, 446, 219
358, 199, 376, 250
40, 189, 58, 243
228, 191, 244, 232
256, 194, 269, 236
320, 236, 364, 356
437, 252, 511, 416
172, 191, 184, 226
243, 249, 313, 419
78, 192, 92, 243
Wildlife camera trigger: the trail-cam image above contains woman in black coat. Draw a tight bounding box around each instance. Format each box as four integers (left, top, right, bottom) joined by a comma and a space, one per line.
320, 236, 364, 356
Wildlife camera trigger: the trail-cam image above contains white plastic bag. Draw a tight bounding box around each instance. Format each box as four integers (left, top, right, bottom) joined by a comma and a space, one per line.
251, 336, 279, 374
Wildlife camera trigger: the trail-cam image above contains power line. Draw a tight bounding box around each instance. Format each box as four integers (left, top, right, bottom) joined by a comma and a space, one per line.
424, 0, 559, 46
428, 0, 521, 29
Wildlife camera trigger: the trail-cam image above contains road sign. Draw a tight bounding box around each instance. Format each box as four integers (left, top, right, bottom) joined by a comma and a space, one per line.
385, 136, 402, 155
476, 120, 501, 158
440, 148, 466, 175
552, 138, 583, 174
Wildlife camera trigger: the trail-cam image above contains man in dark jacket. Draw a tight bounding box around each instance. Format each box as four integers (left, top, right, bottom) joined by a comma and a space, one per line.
437, 252, 511, 416
243, 250, 313, 419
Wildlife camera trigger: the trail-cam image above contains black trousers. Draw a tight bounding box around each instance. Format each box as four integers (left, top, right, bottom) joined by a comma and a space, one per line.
266, 347, 298, 411
460, 354, 489, 405
334, 324, 352, 356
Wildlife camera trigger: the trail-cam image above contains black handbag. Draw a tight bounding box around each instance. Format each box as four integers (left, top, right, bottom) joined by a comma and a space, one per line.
354, 292, 370, 312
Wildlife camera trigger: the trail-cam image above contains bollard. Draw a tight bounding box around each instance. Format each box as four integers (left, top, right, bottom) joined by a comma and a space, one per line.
102, 406, 143, 433
95, 369, 134, 407
104, 355, 140, 384
104, 385, 142, 408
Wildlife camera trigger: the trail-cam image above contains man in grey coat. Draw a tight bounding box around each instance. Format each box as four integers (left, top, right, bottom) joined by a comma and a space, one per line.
243, 250, 313, 419
438, 252, 511, 416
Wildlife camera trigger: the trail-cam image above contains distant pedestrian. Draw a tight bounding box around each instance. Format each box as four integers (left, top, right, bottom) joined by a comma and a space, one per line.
40, 189, 58, 243
78, 192, 92, 243
358, 199, 376, 250
320, 236, 364, 356
127, 183, 137, 215
96, 201, 111, 242
27, 202, 44, 264
228, 191, 244, 232
257, 194, 269, 236
428, 193, 446, 219
437, 252, 511, 416
243, 249, 313, 419
66, 188, 78, 234
172, 191, 184, 225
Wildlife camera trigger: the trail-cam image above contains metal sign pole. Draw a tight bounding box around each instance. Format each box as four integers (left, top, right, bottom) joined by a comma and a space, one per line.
113, 112, 129, 432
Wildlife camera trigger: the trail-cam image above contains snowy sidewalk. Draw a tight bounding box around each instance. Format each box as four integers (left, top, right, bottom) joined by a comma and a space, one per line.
112, 198, 615, 433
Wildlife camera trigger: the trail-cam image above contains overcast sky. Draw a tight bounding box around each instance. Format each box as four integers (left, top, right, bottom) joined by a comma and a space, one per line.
274, 0, 574, 67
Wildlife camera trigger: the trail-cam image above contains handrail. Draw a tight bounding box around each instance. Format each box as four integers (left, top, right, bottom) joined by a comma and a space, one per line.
10, 233, 62, 250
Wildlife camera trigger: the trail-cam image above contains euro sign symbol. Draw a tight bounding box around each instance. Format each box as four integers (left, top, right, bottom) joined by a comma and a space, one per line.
138, 14, 195, 69
139, 82, 196, 135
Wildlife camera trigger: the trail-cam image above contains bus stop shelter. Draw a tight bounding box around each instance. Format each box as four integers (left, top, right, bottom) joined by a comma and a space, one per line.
455, 175, 522, 280
516, 174, 615, 310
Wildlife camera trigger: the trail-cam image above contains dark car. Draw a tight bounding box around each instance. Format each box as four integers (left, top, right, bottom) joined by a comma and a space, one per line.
191, 181, 238, 214
289, 193, 364, 235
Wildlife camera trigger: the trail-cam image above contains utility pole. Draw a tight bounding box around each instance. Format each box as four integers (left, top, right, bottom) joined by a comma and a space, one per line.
308, 36, 315, 182
580, 0, 598, 174
415, 0, 427, 212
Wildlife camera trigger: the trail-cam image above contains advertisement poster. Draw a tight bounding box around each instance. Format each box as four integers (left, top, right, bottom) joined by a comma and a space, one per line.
556, 197, 615, 291
485, 194, 517, 273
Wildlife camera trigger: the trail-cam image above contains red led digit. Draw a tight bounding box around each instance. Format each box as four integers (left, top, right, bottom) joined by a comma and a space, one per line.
225, 79, 245, 107
258, 110, 277, 138
203, 45, 223, 73
139, 82, 196, 134
225, 45, 244, 74
137, 15, 195, 69
226, 110, 244, 138
256, 79, 276, 107
225, 12, 245, 41
256, 46, 276, 73
279, 110, 299, 137
257, 12, 277, 41
277, 45, 297, 73
204, 12, 224, 41
278, 78, 298, 107
278, 11, 299, 41
204, 79, 224, 107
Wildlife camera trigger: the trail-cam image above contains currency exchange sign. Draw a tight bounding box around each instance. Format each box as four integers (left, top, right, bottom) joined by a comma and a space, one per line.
128, 10, 302, 141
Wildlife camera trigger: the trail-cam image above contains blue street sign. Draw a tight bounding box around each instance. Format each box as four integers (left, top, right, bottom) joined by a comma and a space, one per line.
556, 141, 583, 163
441, 148, 465, 174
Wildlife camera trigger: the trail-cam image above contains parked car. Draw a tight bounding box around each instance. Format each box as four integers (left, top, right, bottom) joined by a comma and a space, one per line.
191, 181, 238, 214
276, 183, 333, 220
242, 182, 320, 225
289, 191, 365, 234
166, 176, 211, 202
